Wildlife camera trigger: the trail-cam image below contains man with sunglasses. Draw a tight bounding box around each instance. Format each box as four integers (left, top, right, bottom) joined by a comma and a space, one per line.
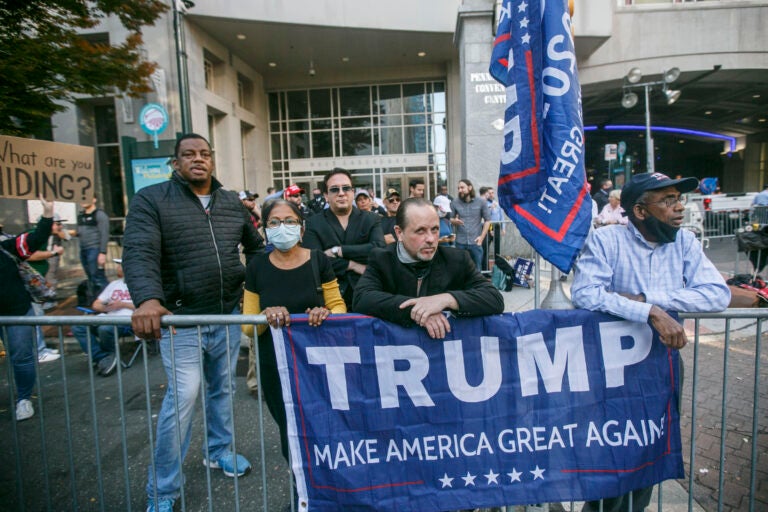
572, 172, 730, 512
381, 188, 401, 245
304, 168, 385, 307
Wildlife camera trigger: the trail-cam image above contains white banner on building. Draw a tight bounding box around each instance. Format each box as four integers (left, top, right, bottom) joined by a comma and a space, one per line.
289, 154, 429, 173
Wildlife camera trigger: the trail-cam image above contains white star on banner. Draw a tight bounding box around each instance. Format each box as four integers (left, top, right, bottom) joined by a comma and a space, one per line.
531, 465, 546, 480
520, 16, 529, 28
521, 33, 531, 45
484, 469, 500, 485
462, 472, 477, 486
519, 1, 528, 12
508, 468, 523, 483
439, 473, 454, 488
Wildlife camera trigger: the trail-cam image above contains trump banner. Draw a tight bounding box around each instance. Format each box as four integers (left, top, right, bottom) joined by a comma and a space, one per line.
272, 311, 683, 511
489, 0, 592, 273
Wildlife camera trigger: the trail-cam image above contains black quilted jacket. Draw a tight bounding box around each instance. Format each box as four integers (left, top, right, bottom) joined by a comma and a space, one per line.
123, 172, 264, 315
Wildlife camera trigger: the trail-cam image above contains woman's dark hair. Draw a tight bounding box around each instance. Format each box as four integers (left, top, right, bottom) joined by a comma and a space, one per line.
261, 198, 304, 225
395, 197, 433, 230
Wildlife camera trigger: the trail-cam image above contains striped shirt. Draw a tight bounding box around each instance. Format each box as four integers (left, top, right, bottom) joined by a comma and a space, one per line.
572, 222, 730, 323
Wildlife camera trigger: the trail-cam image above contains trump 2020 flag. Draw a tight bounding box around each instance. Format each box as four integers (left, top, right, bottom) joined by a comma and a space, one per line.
489, 0, 592, 273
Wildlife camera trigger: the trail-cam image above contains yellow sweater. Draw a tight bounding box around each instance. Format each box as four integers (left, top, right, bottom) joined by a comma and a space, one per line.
241, 279, 346, 337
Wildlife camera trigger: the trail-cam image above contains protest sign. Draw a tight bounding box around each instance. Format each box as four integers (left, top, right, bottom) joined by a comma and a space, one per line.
272, 310, 683, 511
0, 135, 95, 202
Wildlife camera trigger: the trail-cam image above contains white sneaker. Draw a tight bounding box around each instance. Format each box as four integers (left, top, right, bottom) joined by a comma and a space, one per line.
16, 399, 34, 421
38, 349, 61, 363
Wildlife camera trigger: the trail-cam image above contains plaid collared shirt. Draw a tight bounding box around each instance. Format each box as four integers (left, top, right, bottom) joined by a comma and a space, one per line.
572, 222, 730, 323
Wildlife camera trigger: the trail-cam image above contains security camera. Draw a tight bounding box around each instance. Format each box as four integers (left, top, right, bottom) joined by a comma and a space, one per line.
309, 68, 316, 77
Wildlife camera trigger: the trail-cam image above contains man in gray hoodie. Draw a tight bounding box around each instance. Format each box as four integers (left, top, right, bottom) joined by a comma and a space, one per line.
76, 196, 110, 295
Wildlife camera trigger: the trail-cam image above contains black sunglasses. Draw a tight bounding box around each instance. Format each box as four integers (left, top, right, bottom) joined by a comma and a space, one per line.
328, 185, 354, 195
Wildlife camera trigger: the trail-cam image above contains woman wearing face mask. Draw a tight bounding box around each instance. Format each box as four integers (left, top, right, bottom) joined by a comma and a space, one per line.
242, 199, 346, 461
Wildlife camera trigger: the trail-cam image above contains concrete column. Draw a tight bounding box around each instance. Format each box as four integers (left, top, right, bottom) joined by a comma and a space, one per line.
454, 0, 505, 189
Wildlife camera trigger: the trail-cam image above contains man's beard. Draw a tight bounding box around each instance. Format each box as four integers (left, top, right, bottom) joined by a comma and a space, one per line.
640, 215, 679, 244
459, 191, 468, 201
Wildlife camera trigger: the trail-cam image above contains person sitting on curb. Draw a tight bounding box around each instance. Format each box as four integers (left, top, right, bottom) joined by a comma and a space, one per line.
72, 258, 134, 377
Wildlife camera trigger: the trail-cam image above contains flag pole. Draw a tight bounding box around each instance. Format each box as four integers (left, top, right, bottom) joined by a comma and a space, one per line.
540, 265, 573, 310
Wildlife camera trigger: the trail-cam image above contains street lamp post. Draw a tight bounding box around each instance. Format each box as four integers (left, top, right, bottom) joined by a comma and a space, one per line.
620, 67, 682, 174
172, 0, 194, 133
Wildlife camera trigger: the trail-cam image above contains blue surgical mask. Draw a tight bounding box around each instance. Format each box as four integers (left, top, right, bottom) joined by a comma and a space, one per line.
266, 224, 302, 251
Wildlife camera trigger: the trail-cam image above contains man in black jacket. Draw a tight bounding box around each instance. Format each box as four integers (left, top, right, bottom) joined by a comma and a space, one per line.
123, 133, 263, 512
303, 168, 385, 307
353, 197, 504, 339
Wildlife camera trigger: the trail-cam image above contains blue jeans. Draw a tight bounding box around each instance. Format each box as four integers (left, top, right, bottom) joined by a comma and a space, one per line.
72, 323, 131, 363
80, 247, 108, 294
456, 242, 483, 271
0, 306, 36, 402
32, 302, 47, 354
146, 321, 241, 500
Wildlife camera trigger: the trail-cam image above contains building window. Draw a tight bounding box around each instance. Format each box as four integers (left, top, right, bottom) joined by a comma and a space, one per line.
237, 73, 253, 110
203, 49, 224, 93
93, 103, 124, 219
204, 59, 214, 91
267, 81, 447, 197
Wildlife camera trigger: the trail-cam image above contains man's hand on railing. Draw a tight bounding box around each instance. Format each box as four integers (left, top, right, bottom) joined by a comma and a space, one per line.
132, 299, 172, 340
649, 305, 688, 349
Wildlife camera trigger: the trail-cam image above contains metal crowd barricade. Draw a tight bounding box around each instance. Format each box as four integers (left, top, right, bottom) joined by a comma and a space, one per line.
750, 205, 768, 227
702, 208, 749, 240
1, 311, 765, 511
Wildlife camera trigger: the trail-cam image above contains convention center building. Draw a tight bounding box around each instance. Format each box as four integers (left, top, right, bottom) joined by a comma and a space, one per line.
11, 0, 768, 228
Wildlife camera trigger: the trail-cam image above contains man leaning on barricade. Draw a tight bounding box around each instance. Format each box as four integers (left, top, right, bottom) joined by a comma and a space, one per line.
122, 132, 264, 512
353, 197, 503, 340
572, 172, 730, 511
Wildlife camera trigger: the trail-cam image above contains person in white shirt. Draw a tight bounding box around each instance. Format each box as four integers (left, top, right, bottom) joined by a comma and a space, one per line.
594, 189, 628, 227
72, 258, 134, 377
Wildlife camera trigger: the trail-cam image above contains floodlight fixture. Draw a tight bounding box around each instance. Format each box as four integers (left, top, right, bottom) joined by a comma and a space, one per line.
618, 67, 684, 173
626, 67, 643, 84
665, 89, 681, 105
621, 91, 639, 109
663, 67, 681, 84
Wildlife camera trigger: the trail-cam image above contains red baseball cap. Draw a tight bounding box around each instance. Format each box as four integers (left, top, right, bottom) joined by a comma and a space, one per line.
284, 184, 305, 198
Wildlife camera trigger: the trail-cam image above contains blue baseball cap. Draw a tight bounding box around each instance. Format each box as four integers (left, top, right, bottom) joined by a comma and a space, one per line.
620, 172, 698, 211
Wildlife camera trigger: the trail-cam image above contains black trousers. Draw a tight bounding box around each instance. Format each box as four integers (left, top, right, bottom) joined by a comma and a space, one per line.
257, 333, 289, 461
582, 486, 653, 512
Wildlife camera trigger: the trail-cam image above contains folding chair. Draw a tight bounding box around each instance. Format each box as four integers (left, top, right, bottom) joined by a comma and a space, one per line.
123, 337, 158, 368
76, 306, 152, 369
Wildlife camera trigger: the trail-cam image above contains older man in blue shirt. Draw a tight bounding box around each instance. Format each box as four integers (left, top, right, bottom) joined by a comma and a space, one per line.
572, 172, 730, 511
